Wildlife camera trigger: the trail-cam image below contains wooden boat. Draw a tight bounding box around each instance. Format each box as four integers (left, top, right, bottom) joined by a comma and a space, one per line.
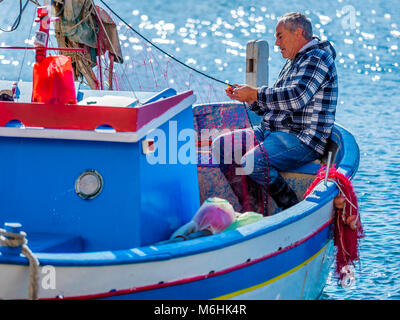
0, 84, 359, 300
0, 1, 360, 300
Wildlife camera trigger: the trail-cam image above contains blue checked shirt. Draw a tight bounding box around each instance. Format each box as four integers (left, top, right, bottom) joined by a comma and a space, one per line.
248, 39, 338, 155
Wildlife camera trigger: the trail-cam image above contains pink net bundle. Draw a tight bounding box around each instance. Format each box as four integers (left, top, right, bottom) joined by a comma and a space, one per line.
192, 198, 236, 234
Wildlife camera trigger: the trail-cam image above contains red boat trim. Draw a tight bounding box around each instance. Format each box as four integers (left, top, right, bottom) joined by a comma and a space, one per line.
46, 218, 333, 300
0, 91, 193, 133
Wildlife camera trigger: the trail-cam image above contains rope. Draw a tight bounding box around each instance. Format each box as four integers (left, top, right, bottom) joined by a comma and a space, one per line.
90, 0, 138, 99
0, 0, 30, 33
0, 228, 40, 300
16, 6, 37, 89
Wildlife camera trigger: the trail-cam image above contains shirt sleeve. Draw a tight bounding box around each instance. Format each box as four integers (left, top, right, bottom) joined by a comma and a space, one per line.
250, 54, 330, 113
246, 101, 265, 116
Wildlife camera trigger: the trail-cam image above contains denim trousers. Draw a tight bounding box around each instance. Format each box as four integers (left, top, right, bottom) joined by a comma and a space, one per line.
211, 125, 321, 186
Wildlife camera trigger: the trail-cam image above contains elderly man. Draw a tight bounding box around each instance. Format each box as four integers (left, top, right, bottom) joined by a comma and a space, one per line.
213, 12, 338, 212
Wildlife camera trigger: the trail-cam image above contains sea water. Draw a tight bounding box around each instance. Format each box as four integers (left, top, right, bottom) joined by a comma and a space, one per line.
0, 0, 399, 300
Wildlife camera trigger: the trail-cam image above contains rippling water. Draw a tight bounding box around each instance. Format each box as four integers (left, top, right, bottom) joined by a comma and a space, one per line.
0, 0, 399, 300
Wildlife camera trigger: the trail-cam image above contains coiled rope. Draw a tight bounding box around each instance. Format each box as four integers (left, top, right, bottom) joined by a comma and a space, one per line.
0, 228, 39, 300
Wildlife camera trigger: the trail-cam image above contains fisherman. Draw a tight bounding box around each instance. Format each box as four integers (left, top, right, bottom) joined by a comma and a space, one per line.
212, 12, 338, 211
0, 89, 14, 101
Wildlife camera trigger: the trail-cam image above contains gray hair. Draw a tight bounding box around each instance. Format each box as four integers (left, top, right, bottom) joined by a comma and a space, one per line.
278, 12, 313, 41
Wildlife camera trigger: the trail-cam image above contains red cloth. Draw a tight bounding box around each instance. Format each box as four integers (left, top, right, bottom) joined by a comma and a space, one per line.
32, 55, 77, 105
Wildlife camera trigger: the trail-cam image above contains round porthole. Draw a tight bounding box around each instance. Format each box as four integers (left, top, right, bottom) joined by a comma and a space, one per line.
75, 169, 103, 200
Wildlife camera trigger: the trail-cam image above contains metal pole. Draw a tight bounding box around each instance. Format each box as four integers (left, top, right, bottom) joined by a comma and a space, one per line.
324, 151, 333, 186
245, 40, 269, 87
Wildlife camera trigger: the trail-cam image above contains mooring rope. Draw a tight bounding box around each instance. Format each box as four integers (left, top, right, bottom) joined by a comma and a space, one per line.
0, 228, 39, 300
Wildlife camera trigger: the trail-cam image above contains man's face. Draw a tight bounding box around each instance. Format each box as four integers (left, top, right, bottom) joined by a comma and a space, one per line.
275, 21, 303, 59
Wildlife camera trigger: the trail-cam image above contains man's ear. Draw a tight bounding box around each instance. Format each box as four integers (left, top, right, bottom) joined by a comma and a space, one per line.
295, 27, 303, 38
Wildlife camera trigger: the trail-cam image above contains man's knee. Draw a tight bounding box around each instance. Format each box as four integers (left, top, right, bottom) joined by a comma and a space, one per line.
239, 153, 255, 176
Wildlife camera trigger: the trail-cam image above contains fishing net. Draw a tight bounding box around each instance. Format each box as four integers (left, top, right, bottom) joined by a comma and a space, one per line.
50, 1, 267, 214
49, 0, 268, 214
193, 103, 268, 215
101, 29, 227, 104
50, 0, 228, 104
304, 165, 364, 286
99, 11, 229, 104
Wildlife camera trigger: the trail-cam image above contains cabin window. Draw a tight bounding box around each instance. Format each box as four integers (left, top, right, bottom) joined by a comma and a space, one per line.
75, 169, 103, 200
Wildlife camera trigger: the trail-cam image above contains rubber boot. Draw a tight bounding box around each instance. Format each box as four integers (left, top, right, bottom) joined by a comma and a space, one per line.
244, 175, 266, 215
223, 168, 264, 214
269, 174, 298, 210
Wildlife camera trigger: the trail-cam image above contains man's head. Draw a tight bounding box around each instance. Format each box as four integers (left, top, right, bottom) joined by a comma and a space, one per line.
275, 12, 313, 59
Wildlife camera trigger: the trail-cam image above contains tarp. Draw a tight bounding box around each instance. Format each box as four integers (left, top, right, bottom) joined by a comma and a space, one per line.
52, 0, 123, 88
53, 0, 122, 60
54, 0, 97, 49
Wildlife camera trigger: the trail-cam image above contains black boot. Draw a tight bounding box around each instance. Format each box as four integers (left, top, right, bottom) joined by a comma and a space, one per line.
244, 175, 266, 215
223, 168, 250, 212
269, 174, 299, 210
223, 167, 264, 214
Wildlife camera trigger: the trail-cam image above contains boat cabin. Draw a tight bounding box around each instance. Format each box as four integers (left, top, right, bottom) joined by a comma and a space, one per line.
0, 81, 200, 251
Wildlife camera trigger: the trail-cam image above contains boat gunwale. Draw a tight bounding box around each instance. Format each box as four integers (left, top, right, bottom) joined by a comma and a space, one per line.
41, 218, 335, 300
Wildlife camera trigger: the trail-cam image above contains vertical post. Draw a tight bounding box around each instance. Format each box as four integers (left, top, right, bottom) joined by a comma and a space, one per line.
246, 40, 269, 87
245, 40, 269, 124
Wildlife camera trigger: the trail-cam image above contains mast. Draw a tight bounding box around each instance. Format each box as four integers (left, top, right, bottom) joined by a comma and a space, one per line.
51, 0, 123, 90
34, 0, 53, 63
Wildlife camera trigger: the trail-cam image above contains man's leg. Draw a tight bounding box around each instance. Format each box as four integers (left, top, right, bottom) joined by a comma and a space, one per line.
211, 126, 265, 212
211, 127, 263, 173
241, 131, 320, 210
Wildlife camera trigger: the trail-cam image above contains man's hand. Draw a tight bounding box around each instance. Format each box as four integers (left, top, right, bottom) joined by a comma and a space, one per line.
225, 84, 258, 104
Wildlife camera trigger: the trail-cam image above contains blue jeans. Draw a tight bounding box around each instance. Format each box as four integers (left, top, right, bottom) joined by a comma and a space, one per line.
211, 125, 320, 186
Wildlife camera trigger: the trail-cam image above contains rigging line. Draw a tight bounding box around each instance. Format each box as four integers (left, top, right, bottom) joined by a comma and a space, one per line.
28, 0, 40, 6
0, 0, 30, 32
98, 0, 232, 87
16, 4, 37, 84
90, 0, 139, 100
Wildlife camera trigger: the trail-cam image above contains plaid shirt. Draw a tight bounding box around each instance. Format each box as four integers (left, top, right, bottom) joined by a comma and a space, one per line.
248, 39, 338, 155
